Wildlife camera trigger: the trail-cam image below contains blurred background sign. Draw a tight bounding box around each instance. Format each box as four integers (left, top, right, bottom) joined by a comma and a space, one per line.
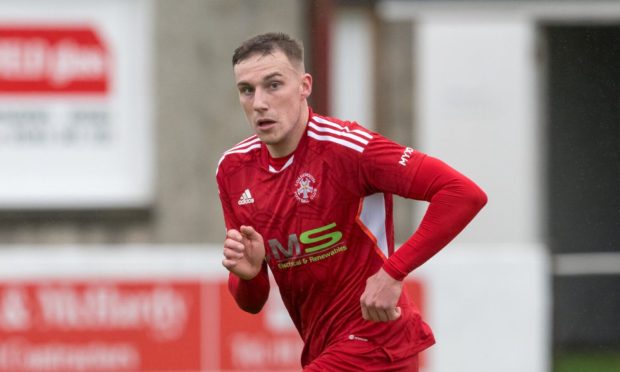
0, 246, 546, 372
0, 0, 153, 209
0, 280, 203, 372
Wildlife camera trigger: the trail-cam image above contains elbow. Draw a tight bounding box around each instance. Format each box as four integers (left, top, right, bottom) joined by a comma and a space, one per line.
454, 177, 487, 214
476, 187, 488, 209
469, 184, 488, 212
237, 299, 267, 314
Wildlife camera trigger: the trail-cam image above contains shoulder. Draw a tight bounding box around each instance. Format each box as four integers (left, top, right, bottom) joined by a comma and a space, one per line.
307, 113, 375, 155
308, 113, 419, 169
216, 135, 261, 177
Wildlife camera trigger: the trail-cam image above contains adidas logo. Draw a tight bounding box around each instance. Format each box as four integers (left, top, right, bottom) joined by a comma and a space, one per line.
238, 189, 255, 205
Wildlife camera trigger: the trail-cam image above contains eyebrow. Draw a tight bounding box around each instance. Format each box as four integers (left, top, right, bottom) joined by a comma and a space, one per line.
237, 72, 284, 88
264, 72, 283, 81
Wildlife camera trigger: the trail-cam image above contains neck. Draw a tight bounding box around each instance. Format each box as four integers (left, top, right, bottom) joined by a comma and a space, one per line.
266, 102, 309, 158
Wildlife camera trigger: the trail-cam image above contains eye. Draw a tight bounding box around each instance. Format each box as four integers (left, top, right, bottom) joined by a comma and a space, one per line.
268, 81, 281, 90
239, 86, 253, 95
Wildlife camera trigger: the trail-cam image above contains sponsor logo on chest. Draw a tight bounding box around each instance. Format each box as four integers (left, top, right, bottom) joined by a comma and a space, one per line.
267, 222, 348, 269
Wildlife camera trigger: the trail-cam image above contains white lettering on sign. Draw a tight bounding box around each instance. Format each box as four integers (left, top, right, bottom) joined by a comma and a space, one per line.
0, 288, 30, 331
36, 286, 188, 341
0, 38, 106, 86
229, 333, 302, 368
0, 285, 190, 342
0, 340, 139, 371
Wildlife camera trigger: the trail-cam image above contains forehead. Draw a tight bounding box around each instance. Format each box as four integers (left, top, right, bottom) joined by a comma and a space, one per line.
234, 50, 298, 83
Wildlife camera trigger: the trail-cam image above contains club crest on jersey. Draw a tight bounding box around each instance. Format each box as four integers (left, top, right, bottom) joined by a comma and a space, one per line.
294, 172, 318, 203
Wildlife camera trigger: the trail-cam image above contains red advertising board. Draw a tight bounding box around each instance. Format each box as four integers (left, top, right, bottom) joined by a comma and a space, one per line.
0, 278, 425, 372
218, 281, 303, 371
0, 281, 203, 372
0, 26, 109, 94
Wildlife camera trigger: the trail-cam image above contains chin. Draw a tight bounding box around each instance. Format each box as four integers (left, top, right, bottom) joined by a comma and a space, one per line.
255, 133, 276, 145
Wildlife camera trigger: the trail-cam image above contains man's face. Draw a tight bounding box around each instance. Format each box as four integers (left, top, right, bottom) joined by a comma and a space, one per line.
233, 50, 311, 157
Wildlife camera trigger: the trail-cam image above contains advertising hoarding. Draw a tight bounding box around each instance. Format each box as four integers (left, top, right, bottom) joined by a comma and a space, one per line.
0, 0, 153, 208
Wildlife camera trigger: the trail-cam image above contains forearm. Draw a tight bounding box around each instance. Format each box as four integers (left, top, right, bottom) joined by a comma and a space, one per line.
383, 156, 487, 280
228, 262, 270, 314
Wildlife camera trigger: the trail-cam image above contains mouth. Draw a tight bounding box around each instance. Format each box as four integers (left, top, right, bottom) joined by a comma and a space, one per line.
256, 118, 277, 129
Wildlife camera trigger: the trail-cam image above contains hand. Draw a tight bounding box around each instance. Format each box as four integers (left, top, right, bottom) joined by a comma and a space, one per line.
360, 268, 403, 322
222, 225, 266, 280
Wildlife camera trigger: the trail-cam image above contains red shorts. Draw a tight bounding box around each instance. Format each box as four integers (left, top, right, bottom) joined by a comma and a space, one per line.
302, 338, 419, 372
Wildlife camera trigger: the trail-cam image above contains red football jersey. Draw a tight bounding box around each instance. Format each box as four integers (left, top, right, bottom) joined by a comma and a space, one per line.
216, 110, 438, 365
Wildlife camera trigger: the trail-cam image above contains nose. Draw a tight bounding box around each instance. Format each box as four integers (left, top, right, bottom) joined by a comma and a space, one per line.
252, 87, 268, 112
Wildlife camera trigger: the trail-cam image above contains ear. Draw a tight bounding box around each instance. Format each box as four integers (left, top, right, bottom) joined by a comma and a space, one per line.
300, 73, 312, 100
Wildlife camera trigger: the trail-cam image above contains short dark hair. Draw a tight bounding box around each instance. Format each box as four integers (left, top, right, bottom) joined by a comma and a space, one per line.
232, 32, 304, 67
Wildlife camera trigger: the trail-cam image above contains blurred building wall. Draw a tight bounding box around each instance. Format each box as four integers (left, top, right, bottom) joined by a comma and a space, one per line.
379, 0, 620, 357
154, 0, 307, 243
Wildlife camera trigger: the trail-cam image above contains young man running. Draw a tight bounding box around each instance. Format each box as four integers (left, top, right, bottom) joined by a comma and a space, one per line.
217, 32, 487, 371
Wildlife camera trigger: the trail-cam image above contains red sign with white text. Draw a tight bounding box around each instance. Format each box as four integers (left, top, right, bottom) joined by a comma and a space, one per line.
219, 281, 303, 371
0, 26, 109, 94
0, 281, 202, 372
0, 278, 425, 371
